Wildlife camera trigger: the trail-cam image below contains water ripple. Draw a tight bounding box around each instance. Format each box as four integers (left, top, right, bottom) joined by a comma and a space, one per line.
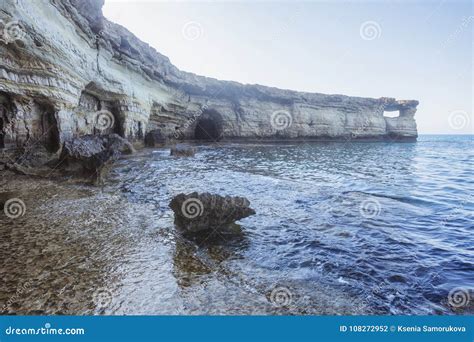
1, 135, 472, 315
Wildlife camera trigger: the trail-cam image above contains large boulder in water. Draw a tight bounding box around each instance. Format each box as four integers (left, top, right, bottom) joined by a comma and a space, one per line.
170, 144, 196, 157
59, 134, 134, 183
169, 192, 256, 233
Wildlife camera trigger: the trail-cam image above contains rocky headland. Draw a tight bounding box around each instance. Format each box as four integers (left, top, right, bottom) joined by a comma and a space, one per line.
0, 0, 418, 174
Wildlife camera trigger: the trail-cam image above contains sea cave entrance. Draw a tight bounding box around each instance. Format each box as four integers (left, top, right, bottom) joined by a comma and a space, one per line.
81, 83, 125, 138
0, 117, 4, 149
194, 110, 222, 141
42, 111, 60, 152
0, 94, 11, 149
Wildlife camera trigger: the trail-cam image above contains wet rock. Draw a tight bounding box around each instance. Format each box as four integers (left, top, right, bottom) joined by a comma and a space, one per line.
106, 133, 136, 155
170, 144, 196, 157
169, 192, 256, 233
15, 145, 56, 167
59, 134, 134, 184
5, 163, 55, 178
1, 144, 61, 177
144, 129, 166, 147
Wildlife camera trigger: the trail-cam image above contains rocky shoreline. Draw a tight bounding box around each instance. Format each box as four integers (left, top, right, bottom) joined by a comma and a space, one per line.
0, 148, 370, 315
0, 0, 418, 178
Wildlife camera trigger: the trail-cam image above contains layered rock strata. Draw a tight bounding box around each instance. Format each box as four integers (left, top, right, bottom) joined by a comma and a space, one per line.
0, 0, 418, 161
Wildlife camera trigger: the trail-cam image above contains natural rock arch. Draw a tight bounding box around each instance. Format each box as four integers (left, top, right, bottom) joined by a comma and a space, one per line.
194, 109, 223, 141
383, 110, 400, 118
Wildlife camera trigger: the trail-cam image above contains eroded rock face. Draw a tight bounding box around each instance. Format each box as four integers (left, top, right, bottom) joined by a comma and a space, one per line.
144, 129, 166, 147
0, 0, 418, 159
169, 192, 256, 233
59, 133, 134, 183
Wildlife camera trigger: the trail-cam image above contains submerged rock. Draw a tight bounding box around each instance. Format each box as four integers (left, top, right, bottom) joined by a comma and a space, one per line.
169, 192, 256, 233
170, 144, 196, 157
59, 134, 134, 184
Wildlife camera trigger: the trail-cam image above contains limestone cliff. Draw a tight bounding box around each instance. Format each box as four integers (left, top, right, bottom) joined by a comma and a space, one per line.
0, 0, 418, 155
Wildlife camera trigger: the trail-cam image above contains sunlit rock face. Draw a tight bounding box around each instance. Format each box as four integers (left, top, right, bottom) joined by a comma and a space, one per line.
0, 0, 418, 154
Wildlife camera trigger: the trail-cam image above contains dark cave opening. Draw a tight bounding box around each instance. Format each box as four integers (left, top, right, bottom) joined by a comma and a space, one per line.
41, 110, 60, 152
0, 94, 11, 149
0, 117, 4, 149
194, 118, 220, 141
111, 106, 124, 137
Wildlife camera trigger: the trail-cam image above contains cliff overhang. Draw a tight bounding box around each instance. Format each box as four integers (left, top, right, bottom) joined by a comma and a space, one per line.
0, 0, 418, 158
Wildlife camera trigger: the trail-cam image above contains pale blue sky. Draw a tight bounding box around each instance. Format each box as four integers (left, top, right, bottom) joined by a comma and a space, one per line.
103, 0, 473, 134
